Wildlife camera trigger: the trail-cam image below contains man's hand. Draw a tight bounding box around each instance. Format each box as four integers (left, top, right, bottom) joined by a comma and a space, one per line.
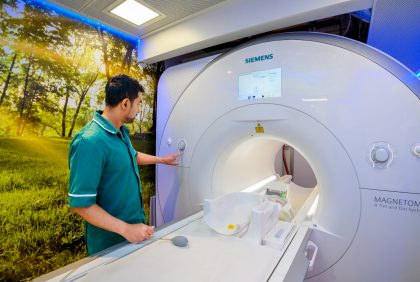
136, 151, 180, 166
121, 223, 154, 243
71, 205, 154, 244
158, 152, 180, 166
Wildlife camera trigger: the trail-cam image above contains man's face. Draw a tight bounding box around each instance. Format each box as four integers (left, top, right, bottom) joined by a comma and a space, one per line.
124, 93, 142, 123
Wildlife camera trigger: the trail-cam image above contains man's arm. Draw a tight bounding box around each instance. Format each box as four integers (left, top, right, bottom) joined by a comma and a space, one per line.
136, 151, 180, 166
71, 204, 154, 243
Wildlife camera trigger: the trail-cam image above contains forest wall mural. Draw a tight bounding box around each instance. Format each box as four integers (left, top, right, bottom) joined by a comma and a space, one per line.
0, 1, 160, 280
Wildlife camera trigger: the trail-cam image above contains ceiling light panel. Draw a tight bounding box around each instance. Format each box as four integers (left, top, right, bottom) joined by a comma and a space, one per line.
110, 0, 159, 26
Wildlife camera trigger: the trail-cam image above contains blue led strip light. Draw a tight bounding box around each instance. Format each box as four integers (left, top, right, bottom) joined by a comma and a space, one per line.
25, 0, 139, 44
350, 9, 371, 23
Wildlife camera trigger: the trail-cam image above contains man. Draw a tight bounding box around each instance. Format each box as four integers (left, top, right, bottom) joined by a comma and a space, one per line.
68, 74, 179, 255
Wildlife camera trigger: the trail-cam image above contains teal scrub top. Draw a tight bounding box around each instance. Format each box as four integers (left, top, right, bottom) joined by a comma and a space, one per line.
68, 111, 145, 255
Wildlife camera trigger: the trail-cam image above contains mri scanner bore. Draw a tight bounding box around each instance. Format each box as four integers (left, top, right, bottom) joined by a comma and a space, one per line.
202, 141, 317, 237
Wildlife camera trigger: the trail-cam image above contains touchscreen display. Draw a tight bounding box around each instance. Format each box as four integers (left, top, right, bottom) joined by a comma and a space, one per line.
238, 68, 281, 100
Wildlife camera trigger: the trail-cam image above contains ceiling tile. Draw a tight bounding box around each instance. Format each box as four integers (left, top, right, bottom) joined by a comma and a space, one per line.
51, 0, 228, 38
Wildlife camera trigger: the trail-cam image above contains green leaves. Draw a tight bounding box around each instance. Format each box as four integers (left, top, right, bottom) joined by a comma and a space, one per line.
1, 1, 157, 138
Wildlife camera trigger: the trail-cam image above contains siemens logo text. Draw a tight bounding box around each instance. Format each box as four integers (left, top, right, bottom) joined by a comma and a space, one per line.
245, 54, 273, 64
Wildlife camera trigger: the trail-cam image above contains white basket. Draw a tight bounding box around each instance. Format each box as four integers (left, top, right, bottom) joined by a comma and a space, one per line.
203, 192, 266, 235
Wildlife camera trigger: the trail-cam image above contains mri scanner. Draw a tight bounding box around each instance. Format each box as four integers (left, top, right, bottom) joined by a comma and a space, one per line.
45, 32, 420, 282
153, 32, 420, 281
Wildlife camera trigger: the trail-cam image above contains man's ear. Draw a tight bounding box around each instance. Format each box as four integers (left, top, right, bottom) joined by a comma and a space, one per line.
121, 98, 130, 110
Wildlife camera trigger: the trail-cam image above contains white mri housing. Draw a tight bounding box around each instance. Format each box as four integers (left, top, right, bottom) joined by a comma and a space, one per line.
155, 32, 420, 281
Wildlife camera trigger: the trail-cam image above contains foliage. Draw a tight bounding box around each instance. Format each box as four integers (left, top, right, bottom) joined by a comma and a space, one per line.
0, 0, 157, 137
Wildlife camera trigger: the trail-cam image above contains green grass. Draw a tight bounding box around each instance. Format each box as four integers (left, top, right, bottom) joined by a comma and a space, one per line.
0, 137, 156, 281
0, 138, 70, 193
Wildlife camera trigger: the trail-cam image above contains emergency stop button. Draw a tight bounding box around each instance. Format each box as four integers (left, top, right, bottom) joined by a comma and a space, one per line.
177, 139, 186, 151
412, 144, 420, 157
371, 148, 390, 163
368, 142, 395, 169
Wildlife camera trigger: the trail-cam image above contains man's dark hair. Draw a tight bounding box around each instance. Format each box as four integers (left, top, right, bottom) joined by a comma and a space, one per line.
105, 74, 144, 107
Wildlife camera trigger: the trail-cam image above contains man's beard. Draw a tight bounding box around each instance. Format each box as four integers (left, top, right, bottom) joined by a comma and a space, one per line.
124, 114, 138, 123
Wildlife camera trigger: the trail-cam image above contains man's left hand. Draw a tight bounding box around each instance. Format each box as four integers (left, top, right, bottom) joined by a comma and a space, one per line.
157, 152, 180, 166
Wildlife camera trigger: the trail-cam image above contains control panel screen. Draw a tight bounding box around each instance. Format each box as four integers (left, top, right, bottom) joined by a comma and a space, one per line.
238, 68, 281, 100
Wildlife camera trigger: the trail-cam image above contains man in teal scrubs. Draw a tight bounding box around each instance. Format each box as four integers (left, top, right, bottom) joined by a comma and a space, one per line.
68, 74, 179, 255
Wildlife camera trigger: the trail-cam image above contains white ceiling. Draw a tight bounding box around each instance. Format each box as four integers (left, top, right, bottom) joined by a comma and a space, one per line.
50, 0, 228, 39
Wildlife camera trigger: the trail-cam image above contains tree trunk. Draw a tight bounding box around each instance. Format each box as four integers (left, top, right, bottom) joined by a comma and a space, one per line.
21, 97, 34, 136
16, 57, 32, 136
0, 53, 17, 105
121, 43, 134, 74
150, 75, 157, 133
41, 122, 61, 136
41, 124, 46, 136
126, 46, 133, 74
21, 72, 42, 135
99, 30, 110, 80
139, 102, 148, 133
61, 86, 70, 137
67, 72, 99, 137
150, 62, 164, 133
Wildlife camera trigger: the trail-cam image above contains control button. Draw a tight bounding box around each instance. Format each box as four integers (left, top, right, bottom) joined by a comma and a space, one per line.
412, 144, 420, 157
372, 148, 389, 163
368, 142, 395, 169
177, 139, 186, 151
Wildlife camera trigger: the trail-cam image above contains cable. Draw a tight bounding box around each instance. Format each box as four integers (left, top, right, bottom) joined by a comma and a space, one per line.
342, 14, 352, 36
282, 144, 290, 175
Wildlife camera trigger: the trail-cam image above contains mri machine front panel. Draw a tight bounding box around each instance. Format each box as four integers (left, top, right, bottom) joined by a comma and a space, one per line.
309, 189, 420, 281
156, 55, 220, 150
158, 33, 420, 192
156, 33, 420, 280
